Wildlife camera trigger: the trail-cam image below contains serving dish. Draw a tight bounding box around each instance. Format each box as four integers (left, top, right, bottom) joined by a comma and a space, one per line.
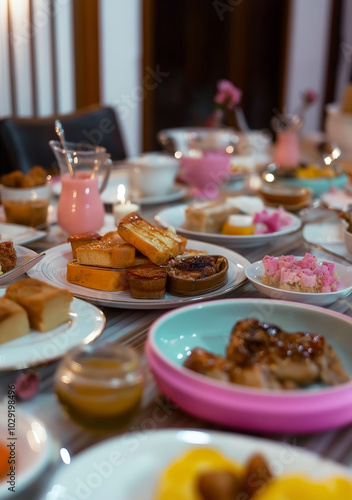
245, 256, 352, 306
27, 240, 250, 309
0, 245, 44, 285
0, 222, 46, 245
261, 164, 348, 196
0, 408, 55, 498
259, 183, 312, 211
146, 299, 352, 433
156, 204, 301, 248
40, 428, 352, 500
0, 289, 105, 370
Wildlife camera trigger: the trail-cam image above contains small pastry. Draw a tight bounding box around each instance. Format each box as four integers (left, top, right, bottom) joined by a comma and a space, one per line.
127, 264, 167, 299
221, 215, 255, 235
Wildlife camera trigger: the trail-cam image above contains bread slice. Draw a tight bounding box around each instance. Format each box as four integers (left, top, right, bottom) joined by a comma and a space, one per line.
184, 201, 238, 233
67, 232, 101, 259
0, 297, 30, 344
67, 260, 130, 292
76, 242, 135, 269
5, 278, 73, 332
118, 212, 187, 265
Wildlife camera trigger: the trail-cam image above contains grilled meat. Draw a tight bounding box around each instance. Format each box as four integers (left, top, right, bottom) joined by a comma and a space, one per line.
184, 319, 349, 390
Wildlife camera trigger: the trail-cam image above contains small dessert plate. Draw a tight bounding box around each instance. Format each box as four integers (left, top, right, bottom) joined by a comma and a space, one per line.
245, 256, 352, 306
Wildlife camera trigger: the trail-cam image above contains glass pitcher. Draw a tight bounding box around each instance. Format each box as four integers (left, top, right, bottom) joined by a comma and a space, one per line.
49, 141, 111, 235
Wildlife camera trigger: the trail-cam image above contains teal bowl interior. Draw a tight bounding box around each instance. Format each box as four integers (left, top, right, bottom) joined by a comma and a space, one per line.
274, 173, 348, 196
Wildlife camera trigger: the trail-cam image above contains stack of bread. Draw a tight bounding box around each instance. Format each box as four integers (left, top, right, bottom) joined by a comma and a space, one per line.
66, 212, 188, 299
0, 278, 73, 344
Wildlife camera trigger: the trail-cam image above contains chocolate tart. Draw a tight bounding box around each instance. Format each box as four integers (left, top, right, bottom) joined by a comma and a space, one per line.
166, 255, 228, 296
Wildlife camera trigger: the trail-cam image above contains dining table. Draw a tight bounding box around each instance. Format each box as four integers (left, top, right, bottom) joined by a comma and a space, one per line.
1, 169, 352, 499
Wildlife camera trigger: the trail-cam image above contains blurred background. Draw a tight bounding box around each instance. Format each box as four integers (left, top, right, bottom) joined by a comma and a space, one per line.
0, 0, 351, 156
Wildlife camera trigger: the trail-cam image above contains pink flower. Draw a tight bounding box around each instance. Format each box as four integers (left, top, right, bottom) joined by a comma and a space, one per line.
214, 80, 242, 110
303, 89, 318, 105
15, 370, 40, 400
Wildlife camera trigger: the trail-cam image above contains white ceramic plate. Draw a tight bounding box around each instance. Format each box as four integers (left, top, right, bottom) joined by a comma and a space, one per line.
302, 221, 352, 263
245, 256, 352, 305
321, 189, 352, 210
51, 170, 187, 205
0, 222, 46, 245
156, 204, 301, 248
27, 240, 250, 309
0, 245, 45, 285
0, 407, 55, 498
0, 290, 105, 370
40, 429, 352, 500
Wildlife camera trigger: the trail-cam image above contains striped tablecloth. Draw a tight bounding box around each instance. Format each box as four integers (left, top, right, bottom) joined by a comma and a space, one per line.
1, 199, 352, 499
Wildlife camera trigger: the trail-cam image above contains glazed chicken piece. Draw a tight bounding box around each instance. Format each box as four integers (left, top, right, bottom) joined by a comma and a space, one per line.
184, 319, 349, 390
226, 319, 349, 389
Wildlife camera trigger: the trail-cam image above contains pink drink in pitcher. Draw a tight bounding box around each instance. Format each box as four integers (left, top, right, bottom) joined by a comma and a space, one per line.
57, 172, 105, 235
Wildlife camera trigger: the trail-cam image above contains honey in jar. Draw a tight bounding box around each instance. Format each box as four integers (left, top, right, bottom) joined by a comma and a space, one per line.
55, 343, 144, 433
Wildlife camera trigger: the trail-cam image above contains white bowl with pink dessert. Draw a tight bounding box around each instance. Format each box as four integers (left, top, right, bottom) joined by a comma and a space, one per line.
245, 254, 352, 306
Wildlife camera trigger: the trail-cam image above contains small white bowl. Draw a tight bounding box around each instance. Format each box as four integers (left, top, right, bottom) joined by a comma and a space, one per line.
245, 256, 352, 306
127, 152, 179, 198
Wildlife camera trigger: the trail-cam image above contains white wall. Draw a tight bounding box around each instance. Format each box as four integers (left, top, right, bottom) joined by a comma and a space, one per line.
284, 0, 332, 133
0, 0, 75, 118
99, 0, 142, 157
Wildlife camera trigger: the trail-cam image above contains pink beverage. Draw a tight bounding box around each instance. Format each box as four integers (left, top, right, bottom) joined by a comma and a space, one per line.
274, 131, 300, 169
57, 172, 105, 235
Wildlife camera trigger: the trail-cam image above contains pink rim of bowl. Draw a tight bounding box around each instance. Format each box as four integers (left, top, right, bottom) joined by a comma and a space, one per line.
145, 298, 352, 434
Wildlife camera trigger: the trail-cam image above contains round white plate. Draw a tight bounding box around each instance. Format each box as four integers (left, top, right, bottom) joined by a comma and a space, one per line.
0, 290, 105, 370
27, 240, 250, 310
51, 171, 187, 206
40, 429, 352, 500
0, 245, 43, 286
245, 256, 352, 306
0, 222, 46, 245
0, 407, 55, 498
321, 189, 352, 210
156, 204, 301, 248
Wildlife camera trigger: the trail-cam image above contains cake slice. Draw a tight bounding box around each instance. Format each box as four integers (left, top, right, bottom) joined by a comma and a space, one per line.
5, 278, 73, 332
67, 260, 130, 292
184, 201, 238, 233
0, 298, 30, 344
0, 241, 17, 273
76, 241, 135, 268
67, 232, 101, 259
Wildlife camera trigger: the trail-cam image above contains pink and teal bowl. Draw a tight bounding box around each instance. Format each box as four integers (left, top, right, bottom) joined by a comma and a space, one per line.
146, 299, 352, 434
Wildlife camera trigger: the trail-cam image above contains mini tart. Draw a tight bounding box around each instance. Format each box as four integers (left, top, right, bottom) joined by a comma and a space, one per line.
127, 264, 167, 300
167, 255, 228, 296
221, 215, 255, 235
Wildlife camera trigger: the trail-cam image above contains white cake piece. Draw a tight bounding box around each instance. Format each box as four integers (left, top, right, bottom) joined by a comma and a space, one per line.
226, 195, 264, 215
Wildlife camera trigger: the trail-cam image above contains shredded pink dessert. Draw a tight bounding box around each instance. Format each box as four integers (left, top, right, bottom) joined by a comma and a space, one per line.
262, 253, 340, 293
253, 207, 292, 234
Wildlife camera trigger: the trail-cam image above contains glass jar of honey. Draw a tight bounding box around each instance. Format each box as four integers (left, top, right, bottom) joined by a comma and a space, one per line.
54, 343, 144, 433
